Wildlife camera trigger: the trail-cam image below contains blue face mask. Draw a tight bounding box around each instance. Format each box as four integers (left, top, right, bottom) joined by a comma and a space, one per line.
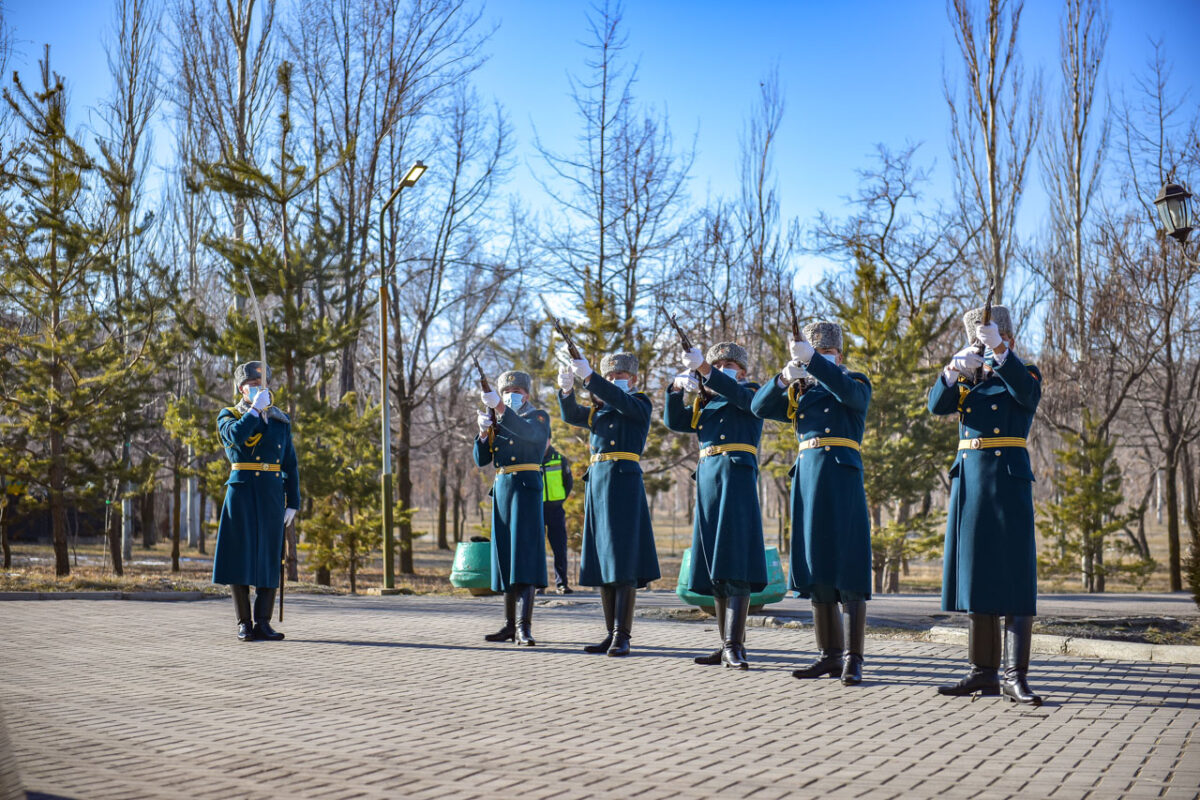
611, 378, 630, 392
721, 367, 739, 380
821, 353, 839, 366
246, 386, 262, 402
504, 392, 524, 411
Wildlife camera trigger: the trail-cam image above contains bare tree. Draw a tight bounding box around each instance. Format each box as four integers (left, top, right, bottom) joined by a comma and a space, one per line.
944, 0, 1042, 302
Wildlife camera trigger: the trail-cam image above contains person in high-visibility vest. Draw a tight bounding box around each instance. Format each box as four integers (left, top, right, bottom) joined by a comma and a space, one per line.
663, 342, 766, 670
928, 305, 1043, 706
540, 443, 574, 594
558, 351, 660, 657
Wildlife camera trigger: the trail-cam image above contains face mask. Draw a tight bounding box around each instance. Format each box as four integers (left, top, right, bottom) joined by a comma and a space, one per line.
611, 378, 630, 392
721, 367, 739, 380
504, 392, 524, 411
821, 353, 839, 366
245, 386, 262, 402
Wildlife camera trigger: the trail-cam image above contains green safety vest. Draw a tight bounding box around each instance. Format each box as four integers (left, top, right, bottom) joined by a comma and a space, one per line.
543, 455, 567, 502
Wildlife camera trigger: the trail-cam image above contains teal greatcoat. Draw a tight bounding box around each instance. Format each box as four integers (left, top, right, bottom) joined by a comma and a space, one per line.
751, 355, 872, 599
213, 403, 300, 588
473, 404, 551, 591
663, 368, 767, 594
928, 352, 1041, 616
558, 374, 660, 588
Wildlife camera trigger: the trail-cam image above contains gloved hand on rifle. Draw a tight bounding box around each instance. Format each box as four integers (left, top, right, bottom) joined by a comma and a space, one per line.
481, 389, 502, 410
680, 347, 704, 371
788, 337, 814, 366
249, 387, 272, 415
570, 357, 593, 380
672, 372, 699, 393
945, 346, 984, 383
778, 360, 808, 388
976, 322, 1002, 350
557, 364, 574, 393
476, 410, 494, 438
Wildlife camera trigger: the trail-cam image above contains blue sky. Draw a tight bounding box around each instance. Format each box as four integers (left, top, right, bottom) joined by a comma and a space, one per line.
6, 0, 1200, 284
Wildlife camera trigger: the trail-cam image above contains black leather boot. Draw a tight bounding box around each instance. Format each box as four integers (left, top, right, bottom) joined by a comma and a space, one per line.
485, 590, 517, 642
938, 613, 1001, 697
585, 585, 616, 653
608, 586, 636, 657
721, 595, 750, 669
793, 602, 843, 678
1001, 615, 1043, 706
232, 585, 254, 642
516, 585, 537, 646
841, 599, 865, 686
252, 588, 284, 641
694, 596, 727, 665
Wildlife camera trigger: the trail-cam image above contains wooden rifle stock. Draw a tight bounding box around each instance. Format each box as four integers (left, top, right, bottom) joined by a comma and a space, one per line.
663, 308, 712, 400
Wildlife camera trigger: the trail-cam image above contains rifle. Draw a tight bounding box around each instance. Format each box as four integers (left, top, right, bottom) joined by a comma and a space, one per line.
470, 354, 497, 447
663, 308, 713, 400
971, 280, 996, 385
241, 267, 285, 622
787, 292, 809, 395
539, 294, 581, 361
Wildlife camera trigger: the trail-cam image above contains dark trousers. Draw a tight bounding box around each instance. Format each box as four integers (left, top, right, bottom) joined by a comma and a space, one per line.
543, 500, 569, 588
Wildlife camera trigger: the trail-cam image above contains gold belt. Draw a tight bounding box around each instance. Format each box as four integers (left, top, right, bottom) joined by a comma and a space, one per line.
699, 443, 758, 459
498, 463, 542, 475
958, 437, 1027, 450
798, 437, 861, 452
230, 462, 281, 472
590, 451, 641, 463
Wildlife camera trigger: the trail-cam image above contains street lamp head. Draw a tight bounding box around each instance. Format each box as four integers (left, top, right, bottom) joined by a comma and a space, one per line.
1154, 182, 1193, 244
401, 161, 427, 188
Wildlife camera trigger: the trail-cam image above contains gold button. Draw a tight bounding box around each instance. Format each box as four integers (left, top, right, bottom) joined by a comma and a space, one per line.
509, 439, 514, 444
963, 452, 969, 458
995, 450, 1001, 456
698, 425, 703, 430
255, 455, 261, 461
825, 428, 831, 433
510, 456, 516, 461
966, 407, 972, 413
991, 404, 998, 410
720, 434, 726, 440
824, 446, 830, 451
824, 407, 830, 412
799, 414, 805, 419
993, 428, 1000, 434
609, 440, 615, 445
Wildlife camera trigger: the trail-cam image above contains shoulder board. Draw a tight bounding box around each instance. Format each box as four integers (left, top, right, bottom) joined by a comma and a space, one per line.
221, 406, 243, 419
849, 371, 872, 385
1027, 365, 1042, 380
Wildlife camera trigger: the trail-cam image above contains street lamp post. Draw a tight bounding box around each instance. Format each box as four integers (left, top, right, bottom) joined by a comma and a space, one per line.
1154, 182, 1193, 245
379, 161, 427, 591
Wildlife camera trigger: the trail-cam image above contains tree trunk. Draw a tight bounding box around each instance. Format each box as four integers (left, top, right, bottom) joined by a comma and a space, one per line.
141, 490, 156, 548
452, 462, 464, 544
436, 445, 450, 550
49, 429, 69, 577
171, 462, 181, 573
1, 495, 12, 569
316, 565, 330, 586
198, 485, 208, 555
1166, 458, 1182, 591
107, 483, 124, 577
395, 385, 415, 574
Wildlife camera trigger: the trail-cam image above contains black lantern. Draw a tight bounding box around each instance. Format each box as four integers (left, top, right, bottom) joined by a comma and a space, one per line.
1154, 182, 1193, 244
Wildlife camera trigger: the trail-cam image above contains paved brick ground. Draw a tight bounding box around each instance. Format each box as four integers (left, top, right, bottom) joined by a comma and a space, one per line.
1, 593, 1197, 800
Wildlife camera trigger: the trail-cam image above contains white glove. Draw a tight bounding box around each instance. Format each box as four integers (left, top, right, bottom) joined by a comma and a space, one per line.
789, 337, 814, 365
681, 347, 704, 371
283, 508, 297, 526
557, 365, 574, 392
481, 389, 502, 409
976, 322, 1002, 349
476, 410, 493, 437
672, 372, 699, 393
949, 346, 984, 374
571, 357, 593, 380
782, 361, 808, 382
250, 388, 271, 414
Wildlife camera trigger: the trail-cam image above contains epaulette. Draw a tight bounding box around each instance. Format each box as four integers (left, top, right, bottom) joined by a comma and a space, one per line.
848, 371, 872, 386
222, 406, 244, 419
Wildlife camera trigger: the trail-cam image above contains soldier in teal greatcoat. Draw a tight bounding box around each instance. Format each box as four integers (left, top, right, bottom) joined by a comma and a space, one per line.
663, 341, 766, 670
473, 369, 551, 646
213, 361, 300, 642
752, 321, 873, 686
928, 306, 1044, 706
557, 350, 660, 657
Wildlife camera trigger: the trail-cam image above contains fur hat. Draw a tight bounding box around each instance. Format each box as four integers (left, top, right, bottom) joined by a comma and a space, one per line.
600, 352, 639, 376
803, 321, 843, 351
497, 370, 532, 394
963, 305, 1014, 341
234, 361, 271, 390
706, 342, 749, 371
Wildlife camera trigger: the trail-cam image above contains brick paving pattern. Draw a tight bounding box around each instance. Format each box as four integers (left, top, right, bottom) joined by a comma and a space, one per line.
1, 593, 1197, 799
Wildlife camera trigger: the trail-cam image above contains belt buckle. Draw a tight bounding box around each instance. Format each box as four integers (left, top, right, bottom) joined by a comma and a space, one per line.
802, 438, 818, 450
970, 438, 982, 450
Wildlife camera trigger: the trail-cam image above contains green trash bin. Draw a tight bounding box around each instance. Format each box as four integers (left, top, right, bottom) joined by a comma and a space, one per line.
450, 539, 497, 596
675, 546, 786, 613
